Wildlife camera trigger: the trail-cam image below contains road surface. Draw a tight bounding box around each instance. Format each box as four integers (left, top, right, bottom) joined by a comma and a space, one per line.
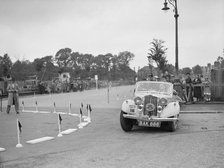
0, 85, 224, 168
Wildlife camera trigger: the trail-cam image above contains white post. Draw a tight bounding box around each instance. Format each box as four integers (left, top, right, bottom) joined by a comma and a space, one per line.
16, 119, 23, 148
78, 114, 83, 129
35, 101, 38, 112
107, 86, 109, 104
87, 105, 91, 123
22, 101, 25, 112
68, 102, 71, 115
53, 102, 56, 113
95, 75, 98, 90
57, 114, 63, 137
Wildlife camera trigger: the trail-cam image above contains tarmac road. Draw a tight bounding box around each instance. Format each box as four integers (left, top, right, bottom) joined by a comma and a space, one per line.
0, 85, 224, 168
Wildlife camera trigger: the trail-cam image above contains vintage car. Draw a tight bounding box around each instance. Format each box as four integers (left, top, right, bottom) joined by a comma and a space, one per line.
120, 81, 182, 132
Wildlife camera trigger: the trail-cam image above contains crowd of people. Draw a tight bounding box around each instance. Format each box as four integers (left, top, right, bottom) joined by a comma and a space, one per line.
184, 73, 211, 103
146, 71, 211, 103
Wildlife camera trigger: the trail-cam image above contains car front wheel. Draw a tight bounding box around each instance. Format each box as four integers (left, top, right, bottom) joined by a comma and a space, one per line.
120, 110, 133, 132
161, 115, 179, 132
167, 120, 178, 132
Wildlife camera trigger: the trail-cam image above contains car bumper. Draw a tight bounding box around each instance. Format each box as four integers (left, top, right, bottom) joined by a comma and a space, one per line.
123, 114, 178, 122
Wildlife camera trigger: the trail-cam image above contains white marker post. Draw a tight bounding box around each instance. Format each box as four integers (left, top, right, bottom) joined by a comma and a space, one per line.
78, 108, 83, 129
107, 86, 110, 104
79, 114, 83, 128
87, 104, 91, 123
35, 101, 38, 112
22, 101, 25, 112
57, 114, 63, 137
116, 94, 119, 100
68, 102, 71, 115
95, 75, 98, 90
16, 119, 23, 148
53, 102, 56, 113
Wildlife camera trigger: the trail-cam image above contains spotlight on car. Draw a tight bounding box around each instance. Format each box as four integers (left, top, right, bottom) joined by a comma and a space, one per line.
134, 97, 142, 105
159, 98, 168, 106
157, 105, 163, 113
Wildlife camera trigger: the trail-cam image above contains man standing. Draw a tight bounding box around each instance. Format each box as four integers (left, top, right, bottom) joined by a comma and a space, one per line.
6, 76, 20, 114
185, 73, 193, 103
193, 75, 202, 101
164, 71, 171, 82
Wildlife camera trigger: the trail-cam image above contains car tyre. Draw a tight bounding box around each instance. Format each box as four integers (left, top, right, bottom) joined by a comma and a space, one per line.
120, 110, 133, 132
167, 120, 178, 132
161, 115, 179, 132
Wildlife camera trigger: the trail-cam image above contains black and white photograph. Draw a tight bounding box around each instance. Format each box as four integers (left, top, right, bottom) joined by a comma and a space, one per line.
0, 0, 224, 167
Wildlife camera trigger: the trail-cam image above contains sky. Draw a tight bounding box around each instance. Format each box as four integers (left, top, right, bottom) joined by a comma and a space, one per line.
0, 0, 223, 70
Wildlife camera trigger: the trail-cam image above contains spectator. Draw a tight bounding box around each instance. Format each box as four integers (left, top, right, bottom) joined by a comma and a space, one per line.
6, 76, 20, 114
161, 76, 167, 82
185, 73, 193, 103
193, 75, 202, 84
204, 77, 211, 101
200, 75, 205, 83
173, 78, 187, 102
193, 75, 202, 101
164, 71, 171, 82
148, 74, 154, 81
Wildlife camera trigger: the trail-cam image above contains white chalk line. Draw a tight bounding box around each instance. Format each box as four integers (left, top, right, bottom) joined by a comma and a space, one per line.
22, 110, 81, 116
61, 128, 77, 135
26, 136, 55, 144
0, 147, 6, 152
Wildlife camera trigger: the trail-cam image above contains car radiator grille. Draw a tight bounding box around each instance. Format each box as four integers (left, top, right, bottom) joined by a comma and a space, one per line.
144, 95, 157, 116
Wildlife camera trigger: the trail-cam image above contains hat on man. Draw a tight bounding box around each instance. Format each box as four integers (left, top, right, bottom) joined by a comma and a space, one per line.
6, 75, 12, 81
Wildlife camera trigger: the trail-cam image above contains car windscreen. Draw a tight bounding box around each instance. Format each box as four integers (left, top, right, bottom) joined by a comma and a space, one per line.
136, 82, 172, 95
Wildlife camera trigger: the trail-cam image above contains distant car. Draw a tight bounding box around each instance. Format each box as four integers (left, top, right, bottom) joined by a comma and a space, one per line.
120, 81, 182, 132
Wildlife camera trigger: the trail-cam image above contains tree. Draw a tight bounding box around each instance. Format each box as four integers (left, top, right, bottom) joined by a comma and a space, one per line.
69, 52, 95, 79
11, 60, 35, 80
0, 54, 12, 77
111, 55, 118, 80
55, 48, 72, 68
192, 65, 202, 75
33, 56, 54, 72
165, 64, 175, 74
181, 67, 192, 75
93, 53, 113, 80
117, 51, 134, 66
148, 39, 168, 73
33, 56, 56, 80
116, 51, 135, 80
70, 52, 81, 70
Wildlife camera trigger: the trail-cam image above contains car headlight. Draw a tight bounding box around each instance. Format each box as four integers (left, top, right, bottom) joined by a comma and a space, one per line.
157, 105, 163, 113
134, 97, 143, 105
158, 98, 168, 106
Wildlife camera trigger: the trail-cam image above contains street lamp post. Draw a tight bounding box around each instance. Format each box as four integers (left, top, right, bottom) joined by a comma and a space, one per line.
162, 0, 179, 74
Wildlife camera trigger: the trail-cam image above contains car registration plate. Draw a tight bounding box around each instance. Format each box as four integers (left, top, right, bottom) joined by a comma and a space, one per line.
138, 121, 160, 127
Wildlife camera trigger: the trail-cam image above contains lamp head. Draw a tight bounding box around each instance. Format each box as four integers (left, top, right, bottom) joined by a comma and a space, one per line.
162, 0, 170, 11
